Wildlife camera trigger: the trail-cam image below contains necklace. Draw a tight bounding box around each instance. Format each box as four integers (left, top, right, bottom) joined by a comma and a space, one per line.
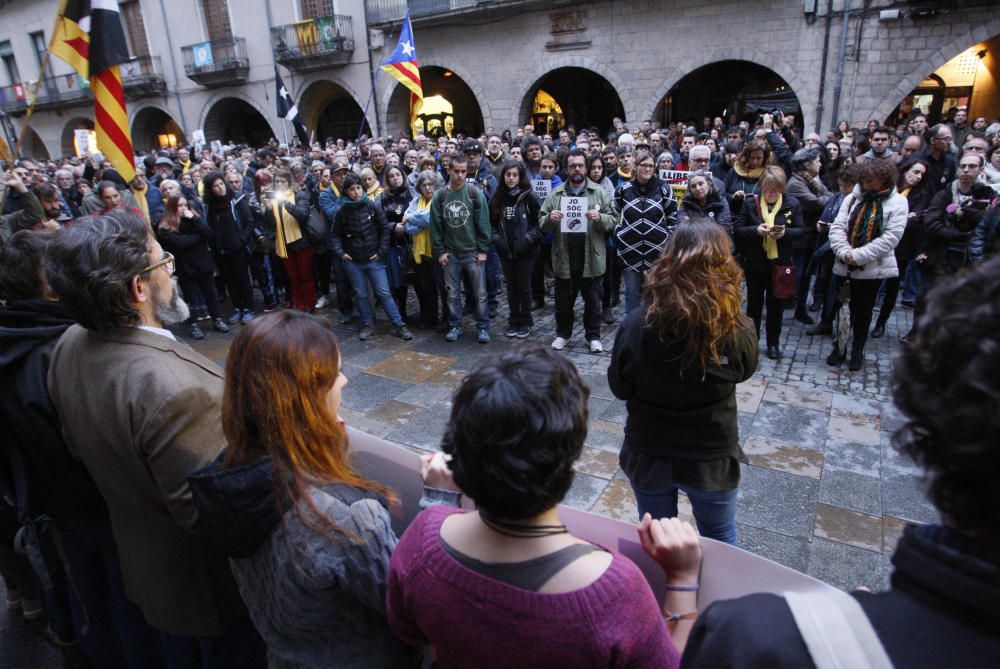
478, 511, 569, 539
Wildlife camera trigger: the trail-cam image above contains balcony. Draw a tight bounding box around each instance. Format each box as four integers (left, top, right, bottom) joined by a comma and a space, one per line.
121, 55, 166, 98
365, 0, 505, 25
0, 75, 91, 115
181, 37, 249, 87
272, 14, 354, 72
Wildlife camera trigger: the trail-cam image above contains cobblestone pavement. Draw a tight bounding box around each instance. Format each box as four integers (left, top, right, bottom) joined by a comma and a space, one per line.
0, 287, 934, 666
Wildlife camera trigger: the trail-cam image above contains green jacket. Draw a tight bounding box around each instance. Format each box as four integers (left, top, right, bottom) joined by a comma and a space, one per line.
1, 190, 44, 244
539, 179, 615, 278
429, 183, 491, 258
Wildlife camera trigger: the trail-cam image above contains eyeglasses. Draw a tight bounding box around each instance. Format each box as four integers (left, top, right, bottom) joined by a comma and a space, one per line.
637, 162, 655, 169
139, 251, 175, 275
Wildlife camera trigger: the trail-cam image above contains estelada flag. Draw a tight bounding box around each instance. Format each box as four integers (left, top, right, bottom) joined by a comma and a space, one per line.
49, 0, 135, 181
380, 15, 423, 134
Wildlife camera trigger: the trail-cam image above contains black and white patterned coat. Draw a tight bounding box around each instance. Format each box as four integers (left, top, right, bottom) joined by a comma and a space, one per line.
613, 179, 679, 272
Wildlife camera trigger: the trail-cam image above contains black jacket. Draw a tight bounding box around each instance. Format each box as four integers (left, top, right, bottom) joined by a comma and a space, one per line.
608, 307, 758, 460
377, 186, 413, 249
681, 524, 1000, 668
734, 194, 805, 272
157, 214, 216, 276
206, 193, 256, 255
0, 300, 105, 521
330, 198, 390, 262
491, 189, 542, 259
262, 190, 312, 254
923, 184, 992, 273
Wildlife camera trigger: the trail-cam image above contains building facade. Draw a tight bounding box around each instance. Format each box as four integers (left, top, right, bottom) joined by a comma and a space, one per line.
0, 0, 997, 159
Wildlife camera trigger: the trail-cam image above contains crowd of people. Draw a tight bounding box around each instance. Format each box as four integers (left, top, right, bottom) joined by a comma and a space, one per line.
0, 106, 999, 668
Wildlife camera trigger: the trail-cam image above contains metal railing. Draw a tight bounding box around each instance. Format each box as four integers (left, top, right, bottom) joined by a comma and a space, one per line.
271, 14, 354, 60
181, 36, 249, 76
365, 0, 498, 25
120, 55, 164, 87
0, 74, 91, 112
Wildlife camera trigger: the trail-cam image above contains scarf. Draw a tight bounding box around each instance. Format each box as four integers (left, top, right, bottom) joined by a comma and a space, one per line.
130, 183, 150, 225
179, 159, 191, 174
367, 184, 383, 198
506, 185, 523, 199
411, 195, 432, 263
617, 166, 633, 181
734, 163, 765, 180
271, 189, 301, 259
339, 193, 370, 208
760, 195, 783, 260
848, 186, 893, 248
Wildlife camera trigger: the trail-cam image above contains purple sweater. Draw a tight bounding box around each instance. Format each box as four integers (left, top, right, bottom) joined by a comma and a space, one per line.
387, 506, 679, 669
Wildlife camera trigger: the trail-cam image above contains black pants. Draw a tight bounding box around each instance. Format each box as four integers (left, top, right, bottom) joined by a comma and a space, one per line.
555, 272, 603, 340
314, 248, 332, 296
602, 252, 622, 309
745, 270, 784, 348
500, 253, 536, 328
179, 272, 222, 324
413, 259, 441, 326
217, 252, 254, 312
531, 242, 553, 302
835, 276, 880, 349
330, 254, 354, 314
875, 253, 912, 327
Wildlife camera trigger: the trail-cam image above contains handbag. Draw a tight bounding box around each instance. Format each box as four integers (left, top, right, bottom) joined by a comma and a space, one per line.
399, 243, 418, 283
303, 206, 328, 244
771, 262, 797, 300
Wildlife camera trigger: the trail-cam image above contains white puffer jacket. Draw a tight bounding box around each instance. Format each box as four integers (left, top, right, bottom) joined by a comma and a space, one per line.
830, 185, 908, 280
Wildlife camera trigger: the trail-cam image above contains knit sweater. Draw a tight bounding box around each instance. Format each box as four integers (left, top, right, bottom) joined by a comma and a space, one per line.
387, 505, 680, 669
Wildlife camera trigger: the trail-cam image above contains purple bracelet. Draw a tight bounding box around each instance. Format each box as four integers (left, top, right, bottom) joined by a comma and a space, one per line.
663, 583, 700, 592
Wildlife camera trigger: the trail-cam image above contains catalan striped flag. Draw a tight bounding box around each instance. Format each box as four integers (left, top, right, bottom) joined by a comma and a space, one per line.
380, 15, 423, 135
49, 0, 135, 181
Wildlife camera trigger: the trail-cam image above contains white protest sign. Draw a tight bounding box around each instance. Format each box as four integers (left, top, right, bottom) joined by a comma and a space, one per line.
661, 169, 691, 200
74, 129, 90, 155
532, 177, 551, 203
210, 139, 223, 156
560, 196, 587, 233
346, 426, 838, 609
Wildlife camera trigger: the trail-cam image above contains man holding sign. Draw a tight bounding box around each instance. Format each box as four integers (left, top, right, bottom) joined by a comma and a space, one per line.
540, 150, 615, 353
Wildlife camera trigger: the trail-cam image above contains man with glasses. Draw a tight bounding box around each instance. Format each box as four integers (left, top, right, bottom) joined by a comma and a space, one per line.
919, 124, 957, 193
46, 211, 265, 667
687, 145, 726, 193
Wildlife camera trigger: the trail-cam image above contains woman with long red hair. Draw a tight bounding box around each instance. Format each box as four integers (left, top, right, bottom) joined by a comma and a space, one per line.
609, 222, 759, 545
188, 310, 456, 668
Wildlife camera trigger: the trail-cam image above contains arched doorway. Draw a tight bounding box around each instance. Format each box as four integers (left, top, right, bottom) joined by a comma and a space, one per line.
132, 107, 186, 153
654, 61, 802, 130
203, 98, 275, 146
386, 66, 483, 138
886, 34, 1000, 127
61, 118, 94, 157
18, 126, 49, 160
299, 80, 370, 144
519, 68, 625, 136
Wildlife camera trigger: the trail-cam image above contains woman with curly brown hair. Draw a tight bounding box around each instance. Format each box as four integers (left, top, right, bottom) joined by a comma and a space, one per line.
608, 222, 759, 545
723, 139, 772, 216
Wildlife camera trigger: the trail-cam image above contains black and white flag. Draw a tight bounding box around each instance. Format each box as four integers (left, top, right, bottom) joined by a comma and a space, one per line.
276, 68, 310, 148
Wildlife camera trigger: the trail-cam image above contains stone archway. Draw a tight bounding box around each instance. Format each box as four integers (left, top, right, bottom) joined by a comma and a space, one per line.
131, 106, 187, 153
61, 117, 94, 157
201, 96, 276, 146
18, 125, 50, 160
515, 55, 633, 133
298, 79, 371, 143
384, 66, 484, 137
517, 67, 626, 137
378, 58, 492, 137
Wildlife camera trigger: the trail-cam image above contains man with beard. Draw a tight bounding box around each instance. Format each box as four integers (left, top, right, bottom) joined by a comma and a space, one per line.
45, 211, 264, 668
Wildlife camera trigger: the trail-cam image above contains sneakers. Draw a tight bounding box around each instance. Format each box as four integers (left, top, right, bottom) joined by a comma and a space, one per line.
189, 323, 206, 340
213, 318, 230, 333
241, 310, 254, 325
445, 326, 463, 342
505, 326, 518, 338
359, 325, 376, 341
21, 597, 44, 620
315, 295, 330, 310
589, 339, 603, 353
227, 310, 241, 325
477, 328, 491, 344
394, 324, 414, 340
551, 336, 567, 350
516, 325, 530, 339
340, 312, 354, 325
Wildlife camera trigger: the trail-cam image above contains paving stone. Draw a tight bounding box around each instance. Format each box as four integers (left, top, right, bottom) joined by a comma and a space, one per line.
588, 479, 638, 522
368, 400, 425, 426
737, 524, 811, 573
393, 383, 454, 408
814, 503, 883, 552
828, 415, 881, 446
340, 407, 395, 439
736, 411, 755, 446
562, 472, 608, 511
831, 394, 882, 423
584, 428, 623, 454
743, 436, 824, 479
880, 432, 921, 475
737, 464, 819, 539
736, 377, 767, 413
593, 419, 624, 437
823, 438, 881, 477
189, 337, 231, 361
365, 350, 456, 384
385, 405, 451, 452
882, 515, 912, 554
819, 469, 882, 516
762, 382, 833, 412
586, 397, 613, 425
878, 400, 907, 434
579, 372, 615, 401
598, 400, 628, 425
424, 368, 467, 389
747, 401, 829, 452
574, 447, 620, 480
806, 536, 887, 593
340, 372, 414, 414
882, 471, 938, 524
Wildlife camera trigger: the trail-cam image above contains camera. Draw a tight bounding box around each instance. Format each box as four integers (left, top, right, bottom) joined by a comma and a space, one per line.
264, 190, 287, 203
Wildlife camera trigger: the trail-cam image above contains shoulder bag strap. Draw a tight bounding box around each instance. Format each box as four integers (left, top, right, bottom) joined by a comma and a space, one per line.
784, 590, 894, 669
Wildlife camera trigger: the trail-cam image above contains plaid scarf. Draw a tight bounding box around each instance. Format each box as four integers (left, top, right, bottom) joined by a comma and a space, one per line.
848, 186, 893, 248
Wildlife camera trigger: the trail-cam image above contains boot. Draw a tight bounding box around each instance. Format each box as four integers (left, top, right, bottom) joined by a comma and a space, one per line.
826, 345, 845, 367
807, 320, 833, 336
793, 307, 815, 325
848, 344, 864, 371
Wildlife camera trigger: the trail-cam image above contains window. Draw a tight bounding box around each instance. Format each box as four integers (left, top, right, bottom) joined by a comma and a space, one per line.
0, 41, 19, 86
120, 0, 150, 57
29, 32, 51, 76
300, 0, 334, 19
201, 0, 232, 41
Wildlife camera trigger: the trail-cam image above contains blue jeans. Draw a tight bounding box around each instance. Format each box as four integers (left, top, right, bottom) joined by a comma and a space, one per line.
343, 259, 404, 327
485, 247, 502, 309
444, 251, 488, 330
630, 481, 740, 546
622, 268, 645, 315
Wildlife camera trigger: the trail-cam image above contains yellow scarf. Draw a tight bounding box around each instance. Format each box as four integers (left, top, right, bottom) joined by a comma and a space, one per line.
179, 159, 191, 174
899, 187, 911, 199
411, 195, 432, 264
734, 163, 765, 180
367, 184, 383, 198
271, 189, 302, 259
617, 166, 633, 180
131, 183, 150, 225
760, 195, 782, 260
